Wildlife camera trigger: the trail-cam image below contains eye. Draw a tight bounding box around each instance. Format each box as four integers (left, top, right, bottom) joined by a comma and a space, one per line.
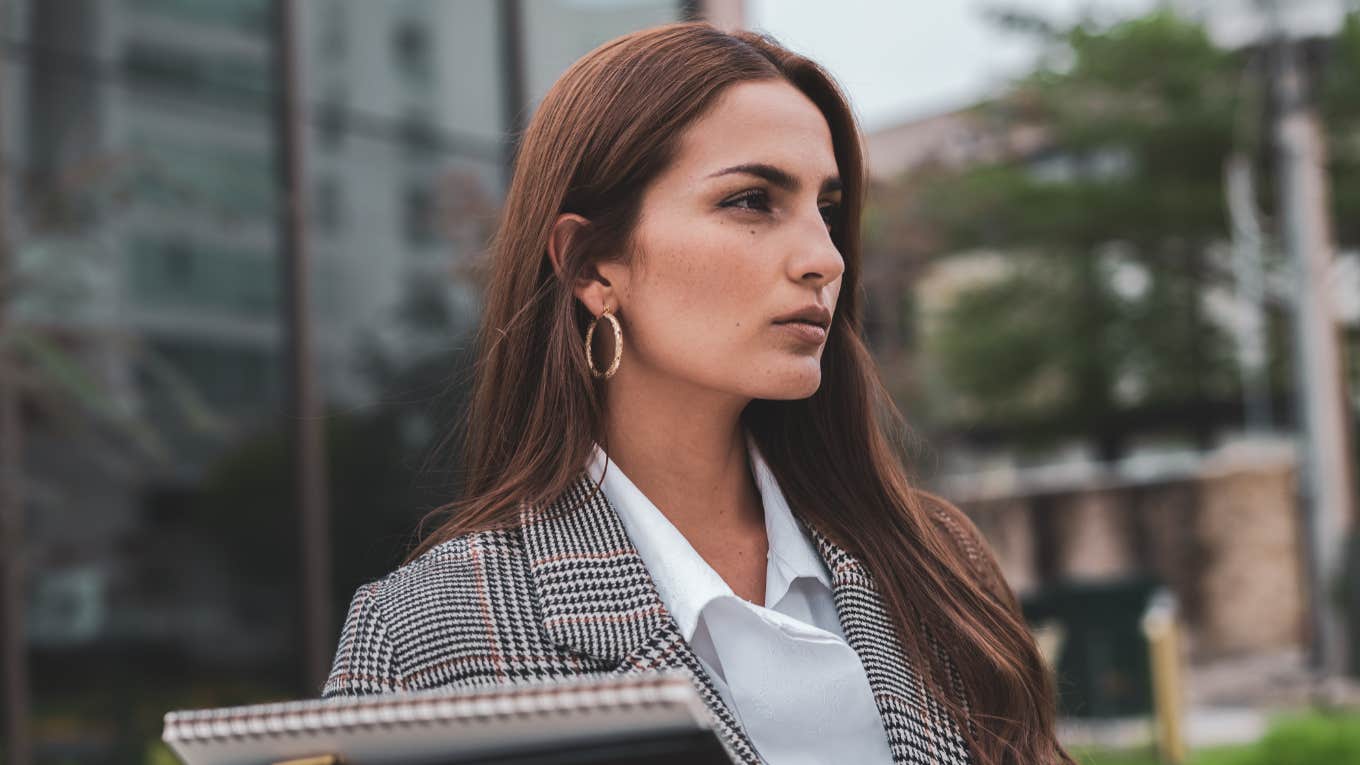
819, 202, 840, 230
720, 188, 772, 213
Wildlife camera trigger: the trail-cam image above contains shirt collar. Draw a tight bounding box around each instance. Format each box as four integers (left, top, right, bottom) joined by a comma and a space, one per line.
586, 433, 832, 642
746, 431, 834, 597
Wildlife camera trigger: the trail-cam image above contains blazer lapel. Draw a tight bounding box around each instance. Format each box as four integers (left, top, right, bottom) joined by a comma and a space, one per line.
518, 472, 763, 765
806, 525, 974, 765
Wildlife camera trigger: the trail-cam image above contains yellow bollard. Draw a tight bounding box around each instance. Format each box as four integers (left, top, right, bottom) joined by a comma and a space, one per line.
1142, 592, 1187, 765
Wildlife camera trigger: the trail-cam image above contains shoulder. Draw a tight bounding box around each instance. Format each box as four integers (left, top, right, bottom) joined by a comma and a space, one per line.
913, 488, 1019, 612
362, 527, 526, 616
322, 527, 528, 698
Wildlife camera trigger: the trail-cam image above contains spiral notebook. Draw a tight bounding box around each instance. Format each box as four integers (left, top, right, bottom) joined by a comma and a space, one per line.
161, 671, 734, 765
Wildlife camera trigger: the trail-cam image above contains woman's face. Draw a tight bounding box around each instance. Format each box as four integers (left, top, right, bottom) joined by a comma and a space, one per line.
598, 79, 845, 402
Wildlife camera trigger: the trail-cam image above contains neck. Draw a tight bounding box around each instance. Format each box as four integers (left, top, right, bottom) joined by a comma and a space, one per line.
600, 361, 762, 534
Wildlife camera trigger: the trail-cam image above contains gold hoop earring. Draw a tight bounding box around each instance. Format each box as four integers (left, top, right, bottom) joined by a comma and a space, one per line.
585, 307, 623, 379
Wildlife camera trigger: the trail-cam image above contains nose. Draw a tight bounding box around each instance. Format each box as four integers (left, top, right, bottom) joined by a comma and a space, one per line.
786, 210, 845, 290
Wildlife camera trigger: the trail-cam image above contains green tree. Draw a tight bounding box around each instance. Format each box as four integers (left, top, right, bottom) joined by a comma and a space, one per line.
1324, 11, 1360, 247
873, 10, 1360, 459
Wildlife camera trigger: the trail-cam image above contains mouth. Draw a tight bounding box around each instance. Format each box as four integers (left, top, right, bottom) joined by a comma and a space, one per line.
772, 319, 829, 345
771, 304, 832, 330
774, 318, 829, 330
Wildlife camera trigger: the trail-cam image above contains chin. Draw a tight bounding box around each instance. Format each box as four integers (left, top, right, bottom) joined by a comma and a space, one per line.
756, 361, 824, 400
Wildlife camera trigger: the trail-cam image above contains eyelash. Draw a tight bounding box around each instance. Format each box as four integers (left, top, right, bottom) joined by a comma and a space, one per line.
721, 189, 840, 231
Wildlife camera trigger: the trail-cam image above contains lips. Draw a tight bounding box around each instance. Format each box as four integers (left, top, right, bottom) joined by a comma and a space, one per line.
774, 320, 828, 345
772, 304, 832, 346
772, 304, 832, 329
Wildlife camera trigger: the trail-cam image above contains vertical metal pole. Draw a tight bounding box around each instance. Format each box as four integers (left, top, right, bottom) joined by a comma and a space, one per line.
1225, 153, 1274, 432
274, 0, 333, 693
0, 0, 32, 758
1272, 26, 1359, 676
498, 0, 525, 172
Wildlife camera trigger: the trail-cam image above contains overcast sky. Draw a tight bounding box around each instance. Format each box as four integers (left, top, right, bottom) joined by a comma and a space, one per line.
747, 0, 1160, 130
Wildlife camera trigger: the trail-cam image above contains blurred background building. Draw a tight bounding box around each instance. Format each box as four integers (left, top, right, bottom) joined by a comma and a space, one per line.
3, 2, 737, 761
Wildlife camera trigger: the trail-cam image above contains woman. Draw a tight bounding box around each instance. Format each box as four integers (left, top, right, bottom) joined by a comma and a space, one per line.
324, 21, 1073, 765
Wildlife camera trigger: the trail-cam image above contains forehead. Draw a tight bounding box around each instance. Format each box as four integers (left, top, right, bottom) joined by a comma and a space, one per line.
669, 79, 839, 184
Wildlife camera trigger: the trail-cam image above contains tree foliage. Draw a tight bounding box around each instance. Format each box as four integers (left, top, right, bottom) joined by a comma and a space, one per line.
875, 10, 1360, 457
1324, 11, 1360, 246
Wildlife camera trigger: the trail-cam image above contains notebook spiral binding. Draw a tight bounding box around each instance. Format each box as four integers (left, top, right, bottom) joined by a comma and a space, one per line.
162, 671, 705, 746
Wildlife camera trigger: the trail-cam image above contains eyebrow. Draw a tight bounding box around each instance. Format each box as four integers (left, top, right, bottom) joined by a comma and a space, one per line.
707, 162, 843, 195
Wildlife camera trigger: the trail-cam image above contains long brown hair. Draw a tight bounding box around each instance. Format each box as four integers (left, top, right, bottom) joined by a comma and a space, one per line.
410, 22, 1071, 765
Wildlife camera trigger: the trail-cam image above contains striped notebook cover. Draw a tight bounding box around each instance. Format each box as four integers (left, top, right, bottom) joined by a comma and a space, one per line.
161, 671, 732, 765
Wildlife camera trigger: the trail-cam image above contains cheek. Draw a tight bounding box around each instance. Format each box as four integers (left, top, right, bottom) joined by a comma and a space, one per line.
828, 275, 845, 312
627, 223, 768, 350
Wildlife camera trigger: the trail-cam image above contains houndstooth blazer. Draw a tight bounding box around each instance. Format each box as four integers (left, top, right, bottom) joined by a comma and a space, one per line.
322, 471, 1015, 765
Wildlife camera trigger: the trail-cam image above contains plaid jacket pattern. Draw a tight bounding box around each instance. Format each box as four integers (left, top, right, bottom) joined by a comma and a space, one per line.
323, 472, 1010, 765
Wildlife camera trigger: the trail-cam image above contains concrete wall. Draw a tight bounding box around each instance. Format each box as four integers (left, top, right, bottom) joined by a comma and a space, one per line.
958, 449, 1306, 661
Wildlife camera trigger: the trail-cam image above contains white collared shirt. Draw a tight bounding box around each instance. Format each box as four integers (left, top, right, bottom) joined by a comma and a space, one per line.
586, 435, 893, 765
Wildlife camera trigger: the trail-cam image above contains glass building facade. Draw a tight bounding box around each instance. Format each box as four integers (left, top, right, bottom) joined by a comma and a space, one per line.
2, 1, 711, 761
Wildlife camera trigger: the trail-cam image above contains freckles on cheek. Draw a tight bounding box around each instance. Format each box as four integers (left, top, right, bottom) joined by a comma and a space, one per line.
711, 278, 754, 334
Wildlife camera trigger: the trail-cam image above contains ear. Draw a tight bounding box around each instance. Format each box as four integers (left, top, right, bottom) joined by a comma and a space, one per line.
547, 213, 623, 317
